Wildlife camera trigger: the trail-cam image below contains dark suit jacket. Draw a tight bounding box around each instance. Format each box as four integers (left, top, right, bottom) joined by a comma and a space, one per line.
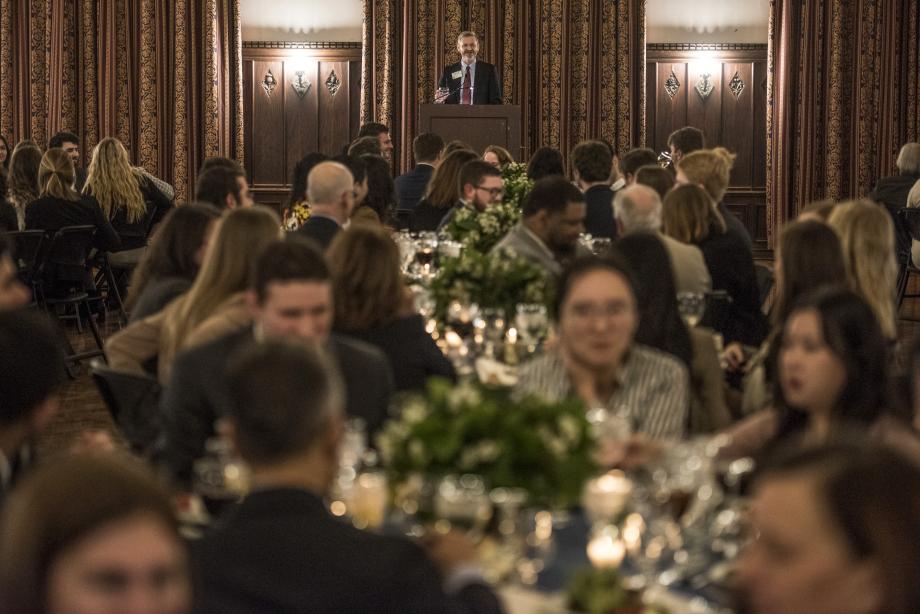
96, 177, 174, 251
697, 230, 767, 347
157, 329, 393, 486
191, 488, 502, 614
410, 199, 453, 232
74, 167, 88, 193
339, 315, 456, 392
296, 215, 341, 250
583, 185, 617, 240
395, 164, 435, 211
717, 202, 753, 251
0, 200, 17, 231
438, 61, 502, 105
871, 172, 920, 261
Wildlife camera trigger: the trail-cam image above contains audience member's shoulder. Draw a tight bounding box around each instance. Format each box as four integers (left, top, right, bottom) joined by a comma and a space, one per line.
331, 332, 389, 364
173, 327, 253, 367
632, 343, 688, 375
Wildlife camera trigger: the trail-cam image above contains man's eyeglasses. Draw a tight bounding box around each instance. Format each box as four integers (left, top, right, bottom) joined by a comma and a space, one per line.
475, 185, 504, 198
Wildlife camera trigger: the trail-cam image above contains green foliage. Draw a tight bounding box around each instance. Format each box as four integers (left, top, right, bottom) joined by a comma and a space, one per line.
566, 567, 668, 614
377, 378, 597, 509
428, 249, 552, 323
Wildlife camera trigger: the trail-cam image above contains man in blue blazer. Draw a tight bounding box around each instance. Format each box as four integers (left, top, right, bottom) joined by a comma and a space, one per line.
394, 132, 444, 212
436, 31, 502, 105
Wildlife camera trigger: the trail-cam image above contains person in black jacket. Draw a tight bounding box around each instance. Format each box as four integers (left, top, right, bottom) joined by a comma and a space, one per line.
870, 142, 920, 263
329, 225, 455, 391
436, 31, 502, 105
158, 238, 393, 487
395, 132, 444, 212
191, 339, 501, 614
411, 149, 478, 232
296, 161, 355, 250
25, 149, 121, 288
0, 172, 17, 231
663, 184, 766, 348
83, 137, 173, 264
573, 139, 617, 239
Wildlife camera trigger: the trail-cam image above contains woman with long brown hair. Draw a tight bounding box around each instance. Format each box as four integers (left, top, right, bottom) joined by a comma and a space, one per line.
328, 225, 455, 390
83, 137, 173, 264
6, 140, 42, 229
410, 148, 478, 231
106, 206, 282, 382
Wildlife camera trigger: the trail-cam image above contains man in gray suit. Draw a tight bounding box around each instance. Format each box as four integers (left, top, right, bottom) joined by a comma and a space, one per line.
613, 184, 711, 295
492, 176, 591, 277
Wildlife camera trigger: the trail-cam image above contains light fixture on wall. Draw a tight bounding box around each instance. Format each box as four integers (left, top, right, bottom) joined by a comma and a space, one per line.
292, 71, 311, 98
691, 54, 719, 101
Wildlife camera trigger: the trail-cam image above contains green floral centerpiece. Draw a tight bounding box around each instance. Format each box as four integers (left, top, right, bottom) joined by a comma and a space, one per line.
428, 248, 551, 324
377, 378, 597, 509
441, 162, 532, 253
567, 568, 669, 614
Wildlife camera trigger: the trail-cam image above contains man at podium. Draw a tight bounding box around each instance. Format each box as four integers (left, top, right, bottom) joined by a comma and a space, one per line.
436, 31, 502, 105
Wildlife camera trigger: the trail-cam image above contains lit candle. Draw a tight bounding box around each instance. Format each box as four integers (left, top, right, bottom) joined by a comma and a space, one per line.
587, 528, 625, 568
346, 472, 388, 530
445, 330, 463, 348
582, 471, 633, 523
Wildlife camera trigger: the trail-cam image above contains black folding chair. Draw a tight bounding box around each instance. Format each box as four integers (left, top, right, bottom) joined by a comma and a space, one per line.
91, 359, 162, 455
6, 229, 44, 305
896, 208, 920, 310
34, 225, 105, 362
754, 264, 775, 315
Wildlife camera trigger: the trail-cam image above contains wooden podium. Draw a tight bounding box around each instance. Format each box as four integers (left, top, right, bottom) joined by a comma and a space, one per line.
418, 104, 521, 160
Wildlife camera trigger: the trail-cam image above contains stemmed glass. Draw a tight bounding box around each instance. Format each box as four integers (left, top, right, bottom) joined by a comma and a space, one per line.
677, 292, 706, 327
515, 304, 548, 355
193, 436, 250, 517
415, 232, 439, 279
433, 474, 493, 540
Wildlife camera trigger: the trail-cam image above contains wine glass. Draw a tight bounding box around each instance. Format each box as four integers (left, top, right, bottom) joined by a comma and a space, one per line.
415, 232, 438, 278
193, 436, 250, 517
433, 474, 493, 540
447, 300, 479, 339
591, 237, 612, 255
515, 304, 548, 354
677, 292, 706, 327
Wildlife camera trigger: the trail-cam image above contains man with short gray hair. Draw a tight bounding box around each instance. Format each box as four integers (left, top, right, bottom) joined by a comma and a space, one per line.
870, 142, 920, 263
436, 31, 502, 105
297, 161, 355, 250
613, 184, 711, 295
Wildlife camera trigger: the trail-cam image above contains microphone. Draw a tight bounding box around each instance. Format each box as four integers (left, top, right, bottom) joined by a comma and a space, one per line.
435, 80, 471, 103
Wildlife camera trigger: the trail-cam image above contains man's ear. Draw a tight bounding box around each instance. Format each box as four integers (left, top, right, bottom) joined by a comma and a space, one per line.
225, 193, 236, 210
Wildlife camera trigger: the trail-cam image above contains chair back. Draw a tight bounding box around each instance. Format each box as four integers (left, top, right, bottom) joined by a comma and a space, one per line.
898, 208, 920, 243
6, 230, 44, 281
36, 225, 96, 287
754, 264, 775, 312
90, 360, 162, 454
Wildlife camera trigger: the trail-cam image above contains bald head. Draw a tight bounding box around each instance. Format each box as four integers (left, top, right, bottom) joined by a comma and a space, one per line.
613, 184, 662, 233
307, 162, 354, 206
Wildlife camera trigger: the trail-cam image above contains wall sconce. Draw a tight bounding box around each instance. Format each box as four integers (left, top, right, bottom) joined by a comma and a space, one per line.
692, 55, 720, 101
291, 70, 311, 98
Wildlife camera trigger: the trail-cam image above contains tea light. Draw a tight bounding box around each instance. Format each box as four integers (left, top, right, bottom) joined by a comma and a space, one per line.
582, 471, 633, 523
445, 330, 463, 348
587, 527, 625, 568
346, 472, 388, 529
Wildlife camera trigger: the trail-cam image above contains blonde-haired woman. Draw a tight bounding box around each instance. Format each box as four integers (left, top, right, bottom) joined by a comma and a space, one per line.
663, 184, 766, 347
676, 146, 753, 248
25, 149, 120, 288
83, 137, 173, 265
7, 141, 42, 229
106, 206, 282, 382
827, 199, 898, 340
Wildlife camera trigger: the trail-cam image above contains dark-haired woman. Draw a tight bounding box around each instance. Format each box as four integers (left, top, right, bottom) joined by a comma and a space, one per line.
411, 149, 479, 232
615, 232, 731, 433
526, 147, 565, 181
127, 204, 222, 321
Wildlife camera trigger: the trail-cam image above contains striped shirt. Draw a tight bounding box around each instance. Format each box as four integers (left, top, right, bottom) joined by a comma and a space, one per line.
516, 345, 689, 439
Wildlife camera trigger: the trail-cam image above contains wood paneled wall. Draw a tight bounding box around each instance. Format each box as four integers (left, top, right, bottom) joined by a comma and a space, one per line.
647, 44, 768, 252
243, 43, 362, 210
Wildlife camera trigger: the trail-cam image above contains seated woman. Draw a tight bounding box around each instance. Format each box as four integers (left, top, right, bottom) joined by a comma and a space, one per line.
105, 206, 281, 382
731, 220, 848, 415
411, 149, 478, 232
738, 441, 920, 614
328, 225, 455, 391
6, 140, 42, 229
25, 148, 121, 291
663, 183, 767, 348
83, 137, 174, 266
483, 145, 513, 169
0, 454, 192, 613
827, 199, 898, 341
516, 256, 689, 440
356, 154, 396, 226
526, 147, 565, 181
615, 232, 731, 433
125, 204, 222, 321
721, 287, 920, 462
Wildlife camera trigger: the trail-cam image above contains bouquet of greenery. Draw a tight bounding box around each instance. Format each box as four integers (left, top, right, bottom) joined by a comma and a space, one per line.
442, 199, 521, 253
377, 378, 597, 509
501, 162, 532, 211
567, 568, 669, 614
428, 248, 551, 323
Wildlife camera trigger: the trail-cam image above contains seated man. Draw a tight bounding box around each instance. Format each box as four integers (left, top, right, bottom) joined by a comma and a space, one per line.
613, 184, 711, 295
191, 339, 502, 613
491, 176, 591, 277
572, 140, 616, 240
158, 238, 393, 486
0, 310, 66, 503
516, 256, 688, 440
436, 159, 503, 230
296, 161, 355, 250
870, 142, 920, 263
195, 163, 253, 210
618, 148, 658, 185
395, 132, 444, 211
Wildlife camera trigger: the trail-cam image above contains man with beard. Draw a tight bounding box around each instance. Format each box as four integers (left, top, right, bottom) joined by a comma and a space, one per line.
491, 176, 591, 277
436, 31, 502, 105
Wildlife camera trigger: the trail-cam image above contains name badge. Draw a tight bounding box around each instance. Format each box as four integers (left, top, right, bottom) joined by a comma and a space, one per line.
452, 70, 462, 79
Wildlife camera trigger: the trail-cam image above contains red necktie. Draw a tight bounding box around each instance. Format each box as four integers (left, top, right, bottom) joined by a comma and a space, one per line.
462, 65, 472, 105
